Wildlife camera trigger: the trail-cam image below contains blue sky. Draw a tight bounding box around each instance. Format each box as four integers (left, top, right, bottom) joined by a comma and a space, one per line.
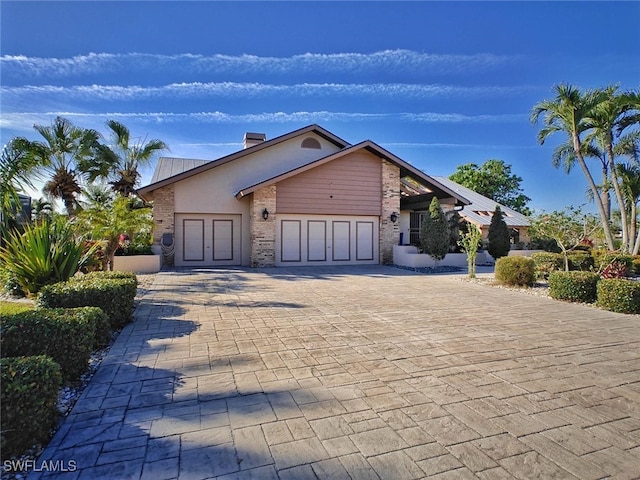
1, 1, 639, 214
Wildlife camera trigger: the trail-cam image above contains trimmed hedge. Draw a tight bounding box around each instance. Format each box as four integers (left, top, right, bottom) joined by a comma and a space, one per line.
1, 356, 62, 457
548, 271, 600, 303
531, 252, 564, 279
495, 257, 535, 287
593, 251, 633, 275
567, 252, 594, 272
37, 273, 137, 329
0, 307, 107, 381
597, 279, 640, 314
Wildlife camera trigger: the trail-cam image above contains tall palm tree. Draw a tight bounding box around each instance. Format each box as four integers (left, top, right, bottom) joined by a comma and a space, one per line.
31, 197, 54, 222
616, 162, 640, 254
531, 84, 616, 250
86, 120, 168, 197
0, 137, 44, 233
32, 116, 100, 216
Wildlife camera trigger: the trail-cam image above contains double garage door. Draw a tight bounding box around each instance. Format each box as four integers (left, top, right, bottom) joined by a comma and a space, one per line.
174, 214, 241, 267
276, 214, 379, 266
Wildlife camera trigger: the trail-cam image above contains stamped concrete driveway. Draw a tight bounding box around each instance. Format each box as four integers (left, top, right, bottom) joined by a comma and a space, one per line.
34, 266, 640, 480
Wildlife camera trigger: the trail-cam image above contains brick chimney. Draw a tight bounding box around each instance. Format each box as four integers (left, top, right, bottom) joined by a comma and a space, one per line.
243, 132, 266, 149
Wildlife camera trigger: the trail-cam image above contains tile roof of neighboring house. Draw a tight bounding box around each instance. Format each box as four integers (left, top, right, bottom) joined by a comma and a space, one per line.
433, 176, 530, 227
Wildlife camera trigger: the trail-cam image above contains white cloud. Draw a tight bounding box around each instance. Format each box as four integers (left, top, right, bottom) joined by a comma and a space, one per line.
0, 110, 527, 132
1, 50, 521, 78
1, 82, 536, 101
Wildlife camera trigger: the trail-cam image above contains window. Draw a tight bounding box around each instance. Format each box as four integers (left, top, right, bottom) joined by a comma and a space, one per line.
301, 138, 321, 149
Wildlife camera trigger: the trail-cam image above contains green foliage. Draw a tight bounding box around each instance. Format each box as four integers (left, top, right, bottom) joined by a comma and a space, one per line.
37, 273, 137, 329
0, 217, 92, 296
529, 206, 601, 271
633, 256, 640, 275
77, 195, 154, 271
1, 307, 106, 381
420, 197, 450, 261
487, 206, 511, 260
548, 271, 600, 303
0, 301, 33, 316
592, 250, 633, 276
448, 159, 531, 215
597, 279, 640, 314
531, 252, 564, 279
567, 252, 595, 272
495, 256, 535, 287
458, 223, 482, 278
1, 356, 62, 457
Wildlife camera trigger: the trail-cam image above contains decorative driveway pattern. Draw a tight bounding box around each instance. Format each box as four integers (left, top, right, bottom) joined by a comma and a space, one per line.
32, 266, 640, 479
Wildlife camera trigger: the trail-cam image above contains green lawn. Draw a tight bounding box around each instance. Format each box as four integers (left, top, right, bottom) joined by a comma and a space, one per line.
0, 301, 34, 316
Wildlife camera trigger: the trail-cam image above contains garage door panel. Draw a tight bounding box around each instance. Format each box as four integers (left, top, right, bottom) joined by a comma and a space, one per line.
332, 221, 351, 261
281, 220, 302, 262
183, 219, 205, 261
212, 220, 233, 261
356, 221, 374, 261
307, 221, 327, 261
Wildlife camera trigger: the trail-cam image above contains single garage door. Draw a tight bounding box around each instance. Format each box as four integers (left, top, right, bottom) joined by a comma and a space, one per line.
276, 214, 379, 266
174, 214, 242, 266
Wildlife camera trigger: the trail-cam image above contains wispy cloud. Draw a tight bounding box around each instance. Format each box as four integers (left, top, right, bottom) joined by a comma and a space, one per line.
1, 50, 521, 78
0, 110, 528, 131
1, 82, 536, 101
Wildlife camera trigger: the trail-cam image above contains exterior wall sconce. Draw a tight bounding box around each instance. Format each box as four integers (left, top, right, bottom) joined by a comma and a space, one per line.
262, 208, 269, 220
390, 212, 398, 223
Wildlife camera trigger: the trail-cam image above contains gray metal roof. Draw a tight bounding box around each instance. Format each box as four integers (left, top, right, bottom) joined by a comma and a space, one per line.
150, 157, 209, 184
433, 176, 530, 227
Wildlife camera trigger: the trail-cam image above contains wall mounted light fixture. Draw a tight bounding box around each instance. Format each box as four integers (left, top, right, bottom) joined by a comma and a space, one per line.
390, 211, 399, 223
262, 208, 269, 221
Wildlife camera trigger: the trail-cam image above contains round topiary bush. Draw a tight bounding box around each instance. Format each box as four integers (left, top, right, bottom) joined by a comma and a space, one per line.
548, 271, 599, 303
597, 279, 640, 314
495, 256, 535, 287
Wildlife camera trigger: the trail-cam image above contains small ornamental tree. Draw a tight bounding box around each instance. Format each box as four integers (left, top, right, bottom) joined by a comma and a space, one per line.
420, 197, 450, 262
458, 223, 482, 278
487, 205, 511, 260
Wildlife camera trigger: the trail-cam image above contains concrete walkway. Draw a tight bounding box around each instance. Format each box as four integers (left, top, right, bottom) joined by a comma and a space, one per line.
32, 266, 640, 479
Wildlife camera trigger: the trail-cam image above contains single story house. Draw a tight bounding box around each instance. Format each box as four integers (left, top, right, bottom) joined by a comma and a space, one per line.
430, 176, 530, 245
138, 124, 474, 267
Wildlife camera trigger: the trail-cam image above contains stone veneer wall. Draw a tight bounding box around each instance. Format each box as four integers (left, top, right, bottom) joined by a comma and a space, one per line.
380, 160, 401, 264
151, 185, 175, 266
250, 185, 277, 267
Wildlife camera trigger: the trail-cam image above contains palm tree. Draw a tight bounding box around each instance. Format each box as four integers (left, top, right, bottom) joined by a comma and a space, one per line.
531, 84, 616, 249
32, 116, 100, 216
616, 162, 640, 254
86, 120, 168, 197
31, 197, 54, 222
0, 137, 44, 233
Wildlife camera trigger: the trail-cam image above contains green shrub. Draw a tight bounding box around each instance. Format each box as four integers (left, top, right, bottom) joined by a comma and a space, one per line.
631, 256, 640, 276
37, 274, 137, 329
592, 250, 633, 275
597, 279, 640, 314
495, 256, 535, 287
0, 217, 92, 296
567, 252, 594, 272
0, 307, 106, 381
1, 355, 62, 457
548, 271, 600, 303
531, 252, 564, 279
0, 301, 33, 316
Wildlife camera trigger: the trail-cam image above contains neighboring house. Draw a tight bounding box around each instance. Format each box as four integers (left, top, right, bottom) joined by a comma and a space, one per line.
430, 176, 531, 245
0, 193, 31, 227
137, 124, 471, 267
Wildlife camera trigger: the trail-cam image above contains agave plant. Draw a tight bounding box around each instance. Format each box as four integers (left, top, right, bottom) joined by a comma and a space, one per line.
0, 216, 92, 296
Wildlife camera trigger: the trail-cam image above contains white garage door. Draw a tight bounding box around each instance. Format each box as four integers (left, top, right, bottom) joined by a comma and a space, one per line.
175, 214, 242, 266
276, 214, 378, 266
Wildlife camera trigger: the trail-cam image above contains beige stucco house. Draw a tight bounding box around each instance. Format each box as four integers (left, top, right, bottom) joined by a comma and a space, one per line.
137, 124, 471, 268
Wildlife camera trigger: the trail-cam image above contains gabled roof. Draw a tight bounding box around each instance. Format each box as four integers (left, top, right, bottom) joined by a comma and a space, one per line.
235, 140, 470, 206
138, 124, 349, 199
433, 176, 530, 227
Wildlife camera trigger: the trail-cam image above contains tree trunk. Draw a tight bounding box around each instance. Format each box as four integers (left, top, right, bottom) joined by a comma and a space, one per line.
573, 136, 616, 250
632, 202, 640, 255
606, 144, 629, 252
601, 164, 610, 221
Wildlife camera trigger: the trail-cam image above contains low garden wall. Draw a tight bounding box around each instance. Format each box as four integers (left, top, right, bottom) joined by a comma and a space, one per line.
393, 245, 545, 268
112, 254, 161, 274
